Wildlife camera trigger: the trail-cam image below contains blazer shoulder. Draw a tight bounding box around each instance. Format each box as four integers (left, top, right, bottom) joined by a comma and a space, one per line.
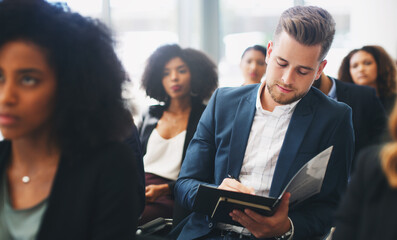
335, 79, 377, 96
213, 84, 259, 102
85, 142, 136, 172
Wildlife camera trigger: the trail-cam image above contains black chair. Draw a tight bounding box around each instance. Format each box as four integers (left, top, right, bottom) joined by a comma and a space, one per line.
136, 202, 190, 239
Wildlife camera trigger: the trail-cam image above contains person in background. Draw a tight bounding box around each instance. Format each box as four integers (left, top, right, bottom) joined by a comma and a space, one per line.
138, 44, 218, 226
313, 72, 387, 170
338, 45, 397, 115
332, 96, 397, 240
0, 0, 141, 239
240, 45, 267, 85
174, 5, 353, 240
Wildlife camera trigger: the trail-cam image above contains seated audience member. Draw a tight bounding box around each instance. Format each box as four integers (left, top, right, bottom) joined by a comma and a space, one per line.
240, 45, 267, 85
0, 0, 141, 239
332, 100, 397, 240
138, 44, 218, 225
313, 72, 387, 170
338, 45, 397, 115
124, 123, 146, 216
174, 6, 354, 240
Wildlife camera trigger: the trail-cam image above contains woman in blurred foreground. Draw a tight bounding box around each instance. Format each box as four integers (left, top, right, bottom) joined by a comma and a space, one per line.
0, 0, 140, 239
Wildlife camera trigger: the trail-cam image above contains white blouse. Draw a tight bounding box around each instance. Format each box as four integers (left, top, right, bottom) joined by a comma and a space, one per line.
143, 129, 186, 180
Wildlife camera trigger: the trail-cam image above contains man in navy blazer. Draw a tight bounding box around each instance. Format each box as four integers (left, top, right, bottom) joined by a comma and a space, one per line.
174, 6, 354, 240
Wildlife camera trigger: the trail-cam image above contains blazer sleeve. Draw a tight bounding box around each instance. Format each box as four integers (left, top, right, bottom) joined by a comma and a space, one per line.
175, 90, 220, 210
289, 106, 355, 239
90, 143, 140, 240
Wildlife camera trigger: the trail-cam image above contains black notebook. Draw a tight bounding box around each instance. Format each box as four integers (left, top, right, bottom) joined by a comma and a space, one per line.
192, 146, 333, 226
193, 185, 279, 226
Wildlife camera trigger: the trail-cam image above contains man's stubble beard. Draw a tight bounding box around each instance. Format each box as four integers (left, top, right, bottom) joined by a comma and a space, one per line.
266, 81, 307, 105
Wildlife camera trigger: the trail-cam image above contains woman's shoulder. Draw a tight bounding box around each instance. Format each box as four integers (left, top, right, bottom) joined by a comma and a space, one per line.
80, 142, 136, 172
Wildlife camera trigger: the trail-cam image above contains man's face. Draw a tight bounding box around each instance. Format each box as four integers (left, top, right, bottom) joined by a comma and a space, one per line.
263, 31, 326, 109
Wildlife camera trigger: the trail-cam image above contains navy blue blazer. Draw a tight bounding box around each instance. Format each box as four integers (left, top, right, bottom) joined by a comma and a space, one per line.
174, 84, 354, 240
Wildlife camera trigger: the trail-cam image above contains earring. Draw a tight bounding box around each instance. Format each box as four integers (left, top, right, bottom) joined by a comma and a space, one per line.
190, 90, 198, 97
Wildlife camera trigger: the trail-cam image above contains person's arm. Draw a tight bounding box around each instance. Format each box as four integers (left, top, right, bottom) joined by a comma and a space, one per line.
367, 90, 388, 144
91, 143, 140, 240
124, 123, 145, 215
332, 147, 377, 239
175, 89, 220, 210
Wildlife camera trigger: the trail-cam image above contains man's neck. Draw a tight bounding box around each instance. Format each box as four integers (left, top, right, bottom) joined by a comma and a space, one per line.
261, 84, 279, 112
318, 73, 333, 95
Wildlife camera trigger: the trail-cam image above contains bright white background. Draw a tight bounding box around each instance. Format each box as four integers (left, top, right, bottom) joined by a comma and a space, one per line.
47, 0, 397, 123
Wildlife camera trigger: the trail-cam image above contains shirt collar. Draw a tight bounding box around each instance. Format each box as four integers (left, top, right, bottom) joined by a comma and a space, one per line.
327, 77, 337, 101
255, 82, 300, 115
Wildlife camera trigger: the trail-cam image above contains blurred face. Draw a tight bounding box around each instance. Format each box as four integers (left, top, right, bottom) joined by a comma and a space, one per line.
162, 57, 191, 101
264, 31, 326, 109
349, 50, 378, 88
0, 41, 57, 140
240, 49, 267, 85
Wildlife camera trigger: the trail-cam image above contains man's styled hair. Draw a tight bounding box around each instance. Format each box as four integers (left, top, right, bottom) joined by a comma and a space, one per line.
274, 6, 336, 61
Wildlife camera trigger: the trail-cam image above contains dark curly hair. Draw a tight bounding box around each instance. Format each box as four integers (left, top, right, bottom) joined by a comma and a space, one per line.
141, 44, 218, 103
338, 45, 397, 98
0, 0, 133, 154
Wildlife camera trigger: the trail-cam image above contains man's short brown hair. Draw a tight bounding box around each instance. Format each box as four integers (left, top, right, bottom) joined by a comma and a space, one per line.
274, 6, 336, 61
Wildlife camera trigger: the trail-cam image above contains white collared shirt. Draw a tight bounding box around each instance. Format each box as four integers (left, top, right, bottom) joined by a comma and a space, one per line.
239, 82, 300, 197
218, 82, 299, 235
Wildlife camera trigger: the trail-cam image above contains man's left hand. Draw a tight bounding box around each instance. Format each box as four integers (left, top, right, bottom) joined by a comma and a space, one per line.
229, 192, 291, 239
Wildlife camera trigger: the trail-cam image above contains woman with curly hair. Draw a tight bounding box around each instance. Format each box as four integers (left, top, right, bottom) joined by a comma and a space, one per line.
139, 44, 218, 225
0, 0, 140, 239
338, 45, 397, 114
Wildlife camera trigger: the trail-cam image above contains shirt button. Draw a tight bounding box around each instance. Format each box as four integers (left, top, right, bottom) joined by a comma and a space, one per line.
208, 223, 213, 228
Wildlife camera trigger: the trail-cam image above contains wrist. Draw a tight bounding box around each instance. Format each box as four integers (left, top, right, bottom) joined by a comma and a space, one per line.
274, 217, 294, 240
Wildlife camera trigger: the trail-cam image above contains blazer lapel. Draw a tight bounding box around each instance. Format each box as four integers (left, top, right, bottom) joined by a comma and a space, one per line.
227, 86, 257, 179
269, 89, 316, 197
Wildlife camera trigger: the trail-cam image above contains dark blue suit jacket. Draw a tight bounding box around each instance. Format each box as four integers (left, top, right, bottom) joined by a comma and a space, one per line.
174, 84, 354, 239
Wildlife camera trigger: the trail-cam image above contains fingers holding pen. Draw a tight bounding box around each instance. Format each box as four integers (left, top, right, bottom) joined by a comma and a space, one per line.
218, 177, 255, 194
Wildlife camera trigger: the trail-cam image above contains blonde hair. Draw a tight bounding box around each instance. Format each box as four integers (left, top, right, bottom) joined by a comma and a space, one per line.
381, 102, 397, 188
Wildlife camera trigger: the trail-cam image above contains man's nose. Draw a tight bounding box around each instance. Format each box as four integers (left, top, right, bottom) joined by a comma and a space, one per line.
282, 68, 294, 85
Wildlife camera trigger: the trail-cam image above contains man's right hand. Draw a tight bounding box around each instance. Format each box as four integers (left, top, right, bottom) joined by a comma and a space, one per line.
218, 178, 255, 194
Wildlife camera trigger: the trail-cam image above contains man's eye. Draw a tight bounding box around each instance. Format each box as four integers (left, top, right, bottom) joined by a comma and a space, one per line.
277, 62, 287, 67
298, 70, 309, 76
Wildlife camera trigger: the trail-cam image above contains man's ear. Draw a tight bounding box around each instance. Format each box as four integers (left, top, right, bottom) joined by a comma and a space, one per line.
315, 59, 327, 80
266, 41, 273, 65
